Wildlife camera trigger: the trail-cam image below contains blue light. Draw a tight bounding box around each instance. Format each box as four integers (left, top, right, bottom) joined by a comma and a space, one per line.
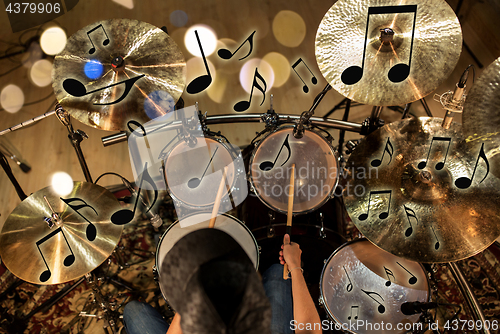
84, 60, 104, 80
170, 10, 189, 27
144, 90, 175, 120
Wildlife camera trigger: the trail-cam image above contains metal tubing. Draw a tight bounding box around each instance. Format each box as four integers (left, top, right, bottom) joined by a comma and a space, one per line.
0, 110, 56, 136
337, 99, 351, 158
401, 103, 412, 119
420, 99, 433, 117
69, 134, 93, 183
448, 262, 491, 334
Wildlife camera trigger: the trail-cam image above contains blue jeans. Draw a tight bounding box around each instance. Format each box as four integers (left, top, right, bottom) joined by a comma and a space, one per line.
123, 264, 293, 334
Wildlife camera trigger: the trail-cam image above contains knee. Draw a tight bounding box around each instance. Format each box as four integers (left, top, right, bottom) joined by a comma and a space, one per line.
123, 301, 145, 323
262, 263, 285, 282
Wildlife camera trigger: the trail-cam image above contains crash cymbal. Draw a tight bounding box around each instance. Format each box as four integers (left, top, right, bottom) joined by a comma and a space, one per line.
343, 117, 500, 263
315, 0, 462, 106
462, 57, 500, 180
0, 182, 122, 284
52, 19, 186, 131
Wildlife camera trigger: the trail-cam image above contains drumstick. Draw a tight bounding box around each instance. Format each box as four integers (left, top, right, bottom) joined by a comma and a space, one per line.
283, 164, 295, 280
209, 166, 228, 228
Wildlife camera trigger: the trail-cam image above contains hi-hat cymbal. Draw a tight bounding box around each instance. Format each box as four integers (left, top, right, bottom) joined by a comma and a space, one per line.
52, 19, 186, 131
0, 182, 122, 284
462, 57, 500, 180
343, 117, 500, 263
315, 0, 462, 106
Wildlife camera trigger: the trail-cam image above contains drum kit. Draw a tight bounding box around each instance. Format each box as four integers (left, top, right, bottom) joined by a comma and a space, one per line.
0, 0, 499, 333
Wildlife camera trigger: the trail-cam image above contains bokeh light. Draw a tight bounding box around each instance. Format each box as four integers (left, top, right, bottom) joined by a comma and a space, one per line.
1, 85, 24, 113
272, 11, 306, 47
262, 52, 290, 88
51, 172, 74, 196
170, 10, 189, 27
21, 41, 43, 69
112, 0, 134, 9
207, 69, 230, 103
84, 60, 104, 80
30, 59, 53, 87
144, 90, 176, 120
185, 24, 218, 57
239, 58, 274, 95
40, 27, 67, 55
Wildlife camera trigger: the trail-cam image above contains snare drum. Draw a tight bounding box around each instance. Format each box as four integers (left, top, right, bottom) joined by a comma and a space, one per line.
155, 213, 259, 303
249, 126, 339, 215
320, 239, 429, 334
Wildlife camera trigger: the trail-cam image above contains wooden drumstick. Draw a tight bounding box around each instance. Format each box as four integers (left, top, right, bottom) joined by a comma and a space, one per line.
209, 166, 228, 228
283, 164, 295, 280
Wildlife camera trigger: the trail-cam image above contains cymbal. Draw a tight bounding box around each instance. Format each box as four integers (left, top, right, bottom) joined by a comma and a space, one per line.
462, 57, 500, 180
315, 0, 462, 106
343, 117, 500, 263
52, 19, 186, 131
0, 182, 122, 284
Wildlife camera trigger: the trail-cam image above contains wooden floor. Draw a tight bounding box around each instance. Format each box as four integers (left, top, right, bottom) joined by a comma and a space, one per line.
0, 0, 499, 233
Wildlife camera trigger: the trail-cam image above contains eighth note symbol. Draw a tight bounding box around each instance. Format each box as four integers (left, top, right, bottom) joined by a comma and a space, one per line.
87, 24, 110, 54
259, 134, 291, 171
218, 31, 256, 60
455, 143, 489, 189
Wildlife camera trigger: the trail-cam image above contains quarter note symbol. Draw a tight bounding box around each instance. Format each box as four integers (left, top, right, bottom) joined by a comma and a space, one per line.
218, 31, 256, 60
63, 75, 145, 105
361, 289, 385, 314
396, 262, 418, 285
403, 205, 418, 237
188, 147, 219, 188
187, 30, 212, 94
431, 226, 440, 250
111, 162, 158, 225
234, 68, 267, 112
60, 197, 98, 241
371, 138, 394, 167
358, 190, 392, 221
384, 266, 396, 286
291, 58, 318, 93
87, 24, 110, 54
259, 134, 291, 171
341, 5, 417, 85
343, 265, 353, 292
417, 137, 452, 170
36, 227, 75, 282
348, 305, 359, 320
455, 143, 489, 189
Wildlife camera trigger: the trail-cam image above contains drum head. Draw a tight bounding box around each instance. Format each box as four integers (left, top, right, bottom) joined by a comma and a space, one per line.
164, 137, 236, 208
250, 127, 338, 214
320, 239, 429, 333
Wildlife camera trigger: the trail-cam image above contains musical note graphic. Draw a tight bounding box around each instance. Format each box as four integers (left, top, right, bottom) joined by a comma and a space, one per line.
218, 31, 256, 60
60, 197, 98, 242
341, 5, 417, 85
87, 24, 110, 54
291, 58, 318, 93
343, 265, 353, 292
431, 226, 440, 250
188, 147, 219, 188
234, 68, 267, 112
371, 138, 394, 167
417, 137, 452, 170
259, 134, 291, 171
396, 262, 418, 285
455, 143, 489, 189
186, 30, 212, 94
127, 120, 155, 164
403, 204, 418, 237
63, 75, 145, 105
111, 162, 158, 225
361, 289, 385, 313
37, 227, 75, 282
384, 266, 396, 286
348, 305, 359, 320
358, 190, 392, 221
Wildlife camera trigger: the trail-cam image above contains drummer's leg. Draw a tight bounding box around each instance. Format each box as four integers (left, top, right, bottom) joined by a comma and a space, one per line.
123, 300, 170, 334
262, 263, 294, 334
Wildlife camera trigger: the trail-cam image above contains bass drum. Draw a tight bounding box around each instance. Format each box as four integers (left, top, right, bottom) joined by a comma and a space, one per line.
155, 213, 259, 304
320, 239, 430, 334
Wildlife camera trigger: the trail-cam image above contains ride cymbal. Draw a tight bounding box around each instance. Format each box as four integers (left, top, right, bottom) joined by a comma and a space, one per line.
52, 19, 186, 131
315, 0, 462, 106
0, 182, 122, 284
343, 117, 500, 263
462, 57, 500, 180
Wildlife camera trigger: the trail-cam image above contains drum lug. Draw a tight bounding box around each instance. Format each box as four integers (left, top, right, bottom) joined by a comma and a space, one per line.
152, 265, 158, 283
318, 296, 324, 307
318, 212, 327, 239
258, 246, 262, 254
267, 211, 276, 238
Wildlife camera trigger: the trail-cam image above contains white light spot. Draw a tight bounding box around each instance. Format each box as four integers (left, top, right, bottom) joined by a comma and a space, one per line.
185, 25, 217, 57
40, 27, 67, 55
51, 172, 74, 196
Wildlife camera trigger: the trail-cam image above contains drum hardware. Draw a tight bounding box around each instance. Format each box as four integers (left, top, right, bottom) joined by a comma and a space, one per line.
345, 140, 359, 155
267, 210, 276, 238
337, 98, 352, 159
293, 83, 332, 139
0, 109, 56, 136
318, 212, 326, 239
0, 137, 31, 172
0, 150, 27, 201
261, 95, 280, 129
401, 103, 412, 119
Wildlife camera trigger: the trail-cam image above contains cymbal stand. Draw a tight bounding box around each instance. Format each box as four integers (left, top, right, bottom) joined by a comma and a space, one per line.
337, 98, 351, 160
0, 151, 27, 201
401, 103, 412, 119
55, 104, 93, 183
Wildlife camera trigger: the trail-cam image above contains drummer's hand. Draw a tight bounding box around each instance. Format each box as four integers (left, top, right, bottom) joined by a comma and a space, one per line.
279, 234, 301, 269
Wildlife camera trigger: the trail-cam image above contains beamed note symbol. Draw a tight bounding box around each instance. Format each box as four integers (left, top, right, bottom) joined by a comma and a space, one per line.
418, 137, 452, 170
292, 58, 317, 93
87, 24, 110, 54
36, 227, 75, 282
60, 197, 98, 241
341, 5, 417, 85
358, 190, 391, 221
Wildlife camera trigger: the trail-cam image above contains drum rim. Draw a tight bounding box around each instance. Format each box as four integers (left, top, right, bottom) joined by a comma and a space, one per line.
163, 135, 241, 209
155, 212, 260, 304
318, 238, 431, 333
249, 125, 340, 215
